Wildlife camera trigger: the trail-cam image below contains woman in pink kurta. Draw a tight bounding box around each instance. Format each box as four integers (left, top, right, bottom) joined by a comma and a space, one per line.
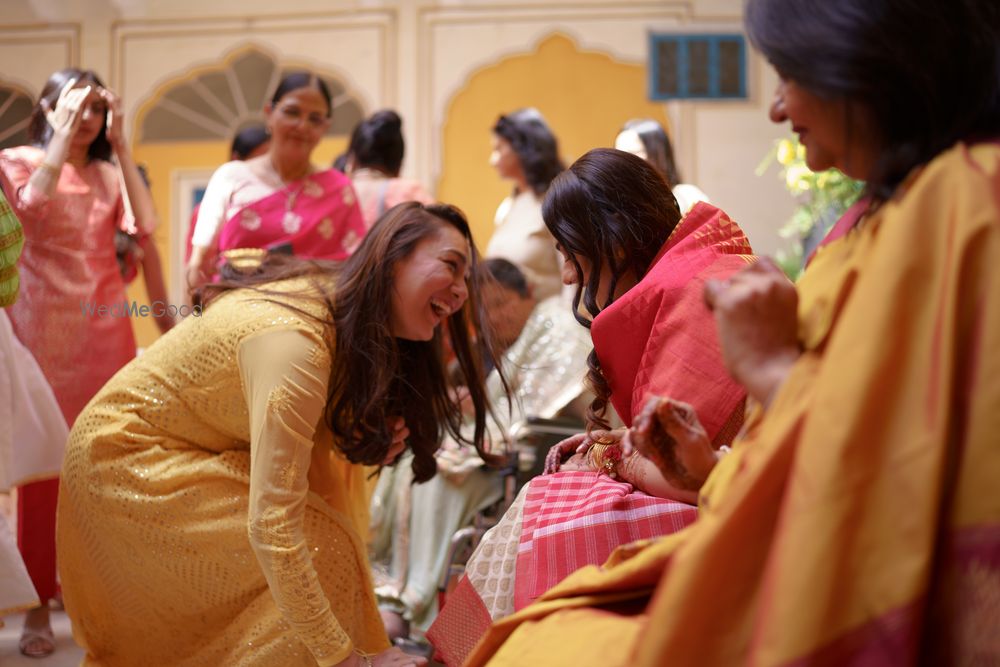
0, 67, 156, 658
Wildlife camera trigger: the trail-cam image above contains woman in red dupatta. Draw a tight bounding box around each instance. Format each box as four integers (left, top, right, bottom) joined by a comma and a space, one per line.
426, 149, 753, 665
187, 72, 365, 292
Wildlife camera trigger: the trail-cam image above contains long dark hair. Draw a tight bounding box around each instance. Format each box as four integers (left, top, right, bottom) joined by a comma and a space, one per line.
493, 108, 564, 197
348, 109, 405, 176
197, 203, 507, 483
542, 147, 682, 430
29, 68, 112, 162
271, 71, 333, 117
620, 118, 682, 189
745, 0, 1000, 205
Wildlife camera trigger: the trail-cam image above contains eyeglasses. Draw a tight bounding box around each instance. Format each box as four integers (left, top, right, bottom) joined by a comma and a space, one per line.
276, 105, 329, 129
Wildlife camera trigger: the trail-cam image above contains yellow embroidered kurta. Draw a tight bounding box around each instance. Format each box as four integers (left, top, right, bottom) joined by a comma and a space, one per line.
57, 279, 389, 666
467, 141, 1000, 665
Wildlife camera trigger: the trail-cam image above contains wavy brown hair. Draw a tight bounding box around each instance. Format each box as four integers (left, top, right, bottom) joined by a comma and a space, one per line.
196, 202, 507, 482
493, 108, 564, 197
541, 148, 682, 431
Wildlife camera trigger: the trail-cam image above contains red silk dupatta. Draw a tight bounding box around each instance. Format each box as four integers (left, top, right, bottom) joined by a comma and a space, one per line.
590, 202, 754, 439
217, 168, 365, 260
427, 204, 754, 666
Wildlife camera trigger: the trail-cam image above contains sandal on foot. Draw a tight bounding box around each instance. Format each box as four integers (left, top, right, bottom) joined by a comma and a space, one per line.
19, 627, 56, 658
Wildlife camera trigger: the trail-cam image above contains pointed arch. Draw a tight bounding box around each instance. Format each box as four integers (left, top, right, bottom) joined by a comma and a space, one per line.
0, 80, 36, 150
437, 33, 672, 248
136, 44, 365, 142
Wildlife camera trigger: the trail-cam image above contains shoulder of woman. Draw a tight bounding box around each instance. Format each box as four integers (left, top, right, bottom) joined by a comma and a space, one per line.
215, 159, 255, 179
223, 285, 333, 337
313, 166, 352, 186
395, 178, 433, 200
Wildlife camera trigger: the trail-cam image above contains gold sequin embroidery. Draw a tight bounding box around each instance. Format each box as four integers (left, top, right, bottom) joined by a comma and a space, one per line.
268, 384, 294, 413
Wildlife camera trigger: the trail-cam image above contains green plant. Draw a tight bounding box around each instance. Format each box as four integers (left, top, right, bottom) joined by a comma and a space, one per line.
757, 137, 864, 279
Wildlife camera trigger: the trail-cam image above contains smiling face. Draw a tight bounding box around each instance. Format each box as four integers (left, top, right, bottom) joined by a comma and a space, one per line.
390, 222, 471, 341
769, 75, 876, 179
265, 85, 331, 163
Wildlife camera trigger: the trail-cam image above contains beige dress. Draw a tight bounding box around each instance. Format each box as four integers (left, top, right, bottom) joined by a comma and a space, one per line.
485, 191, 562, 300
57, 278, 389, 666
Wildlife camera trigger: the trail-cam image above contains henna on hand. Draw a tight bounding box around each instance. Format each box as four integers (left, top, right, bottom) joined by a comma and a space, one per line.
631, 396, 716, 491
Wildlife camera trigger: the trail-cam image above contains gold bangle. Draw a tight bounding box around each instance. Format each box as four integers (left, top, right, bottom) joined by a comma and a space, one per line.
589, 443, 622, 478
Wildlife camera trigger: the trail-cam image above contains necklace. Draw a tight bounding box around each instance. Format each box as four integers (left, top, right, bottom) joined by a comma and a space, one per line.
282, 181, 306, 234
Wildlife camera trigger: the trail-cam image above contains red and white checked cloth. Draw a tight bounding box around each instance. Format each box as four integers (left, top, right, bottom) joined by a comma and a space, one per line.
428, 471, 697, 666
514, 470, 697, 609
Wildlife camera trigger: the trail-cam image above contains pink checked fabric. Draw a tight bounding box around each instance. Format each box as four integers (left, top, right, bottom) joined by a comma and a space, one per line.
513, 471, 697, 609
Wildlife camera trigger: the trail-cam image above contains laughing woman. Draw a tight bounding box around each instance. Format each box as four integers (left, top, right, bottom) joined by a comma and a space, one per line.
58, 202, 504, 667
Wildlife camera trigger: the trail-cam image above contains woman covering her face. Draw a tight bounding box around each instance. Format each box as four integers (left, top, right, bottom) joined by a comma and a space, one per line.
0, 67, 157, 658
58, 202, 508, 667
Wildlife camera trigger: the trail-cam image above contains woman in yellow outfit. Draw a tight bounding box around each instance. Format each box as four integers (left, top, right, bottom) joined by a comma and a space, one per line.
57, 202, 505, 667
465, 0, 1000, 664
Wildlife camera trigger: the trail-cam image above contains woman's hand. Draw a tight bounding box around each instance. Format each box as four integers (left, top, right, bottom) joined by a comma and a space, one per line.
557, 451, 596, 473
624, 396, 717, 491
384, 417, 410, 465
99, 87, 125, 149
44, 78, 89, 142
542, 432, 588, 474
372, 647, 427, 666
336, 648, 427, 667
704, 258, 801, 406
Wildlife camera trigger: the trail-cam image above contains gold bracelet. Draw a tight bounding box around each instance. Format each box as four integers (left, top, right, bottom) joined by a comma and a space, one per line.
354, 650, 373, 667
589, 443, 622, 478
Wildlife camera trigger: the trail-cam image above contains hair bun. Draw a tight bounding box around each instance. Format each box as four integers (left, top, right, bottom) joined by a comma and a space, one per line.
369, 110, 402, 132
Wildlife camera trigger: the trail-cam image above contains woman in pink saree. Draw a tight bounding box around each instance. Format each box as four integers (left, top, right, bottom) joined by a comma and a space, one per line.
187, 72, 366, 291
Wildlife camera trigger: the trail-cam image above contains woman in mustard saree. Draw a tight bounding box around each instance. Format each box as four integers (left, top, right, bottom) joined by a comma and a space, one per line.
465, 0, 1000, 664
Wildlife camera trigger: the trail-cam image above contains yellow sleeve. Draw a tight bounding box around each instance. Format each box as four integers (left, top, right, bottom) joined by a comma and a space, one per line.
237, 326, 352, 667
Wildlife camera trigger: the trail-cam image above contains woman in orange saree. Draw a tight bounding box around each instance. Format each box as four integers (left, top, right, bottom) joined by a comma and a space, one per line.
465, 0, 1000, 664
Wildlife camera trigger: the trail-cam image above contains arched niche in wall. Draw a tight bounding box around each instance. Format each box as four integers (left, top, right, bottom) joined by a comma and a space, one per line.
0, 82, 37, 150
128, 44, 366, 349
436, 33, 672, 250
137, 45, 364, 143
